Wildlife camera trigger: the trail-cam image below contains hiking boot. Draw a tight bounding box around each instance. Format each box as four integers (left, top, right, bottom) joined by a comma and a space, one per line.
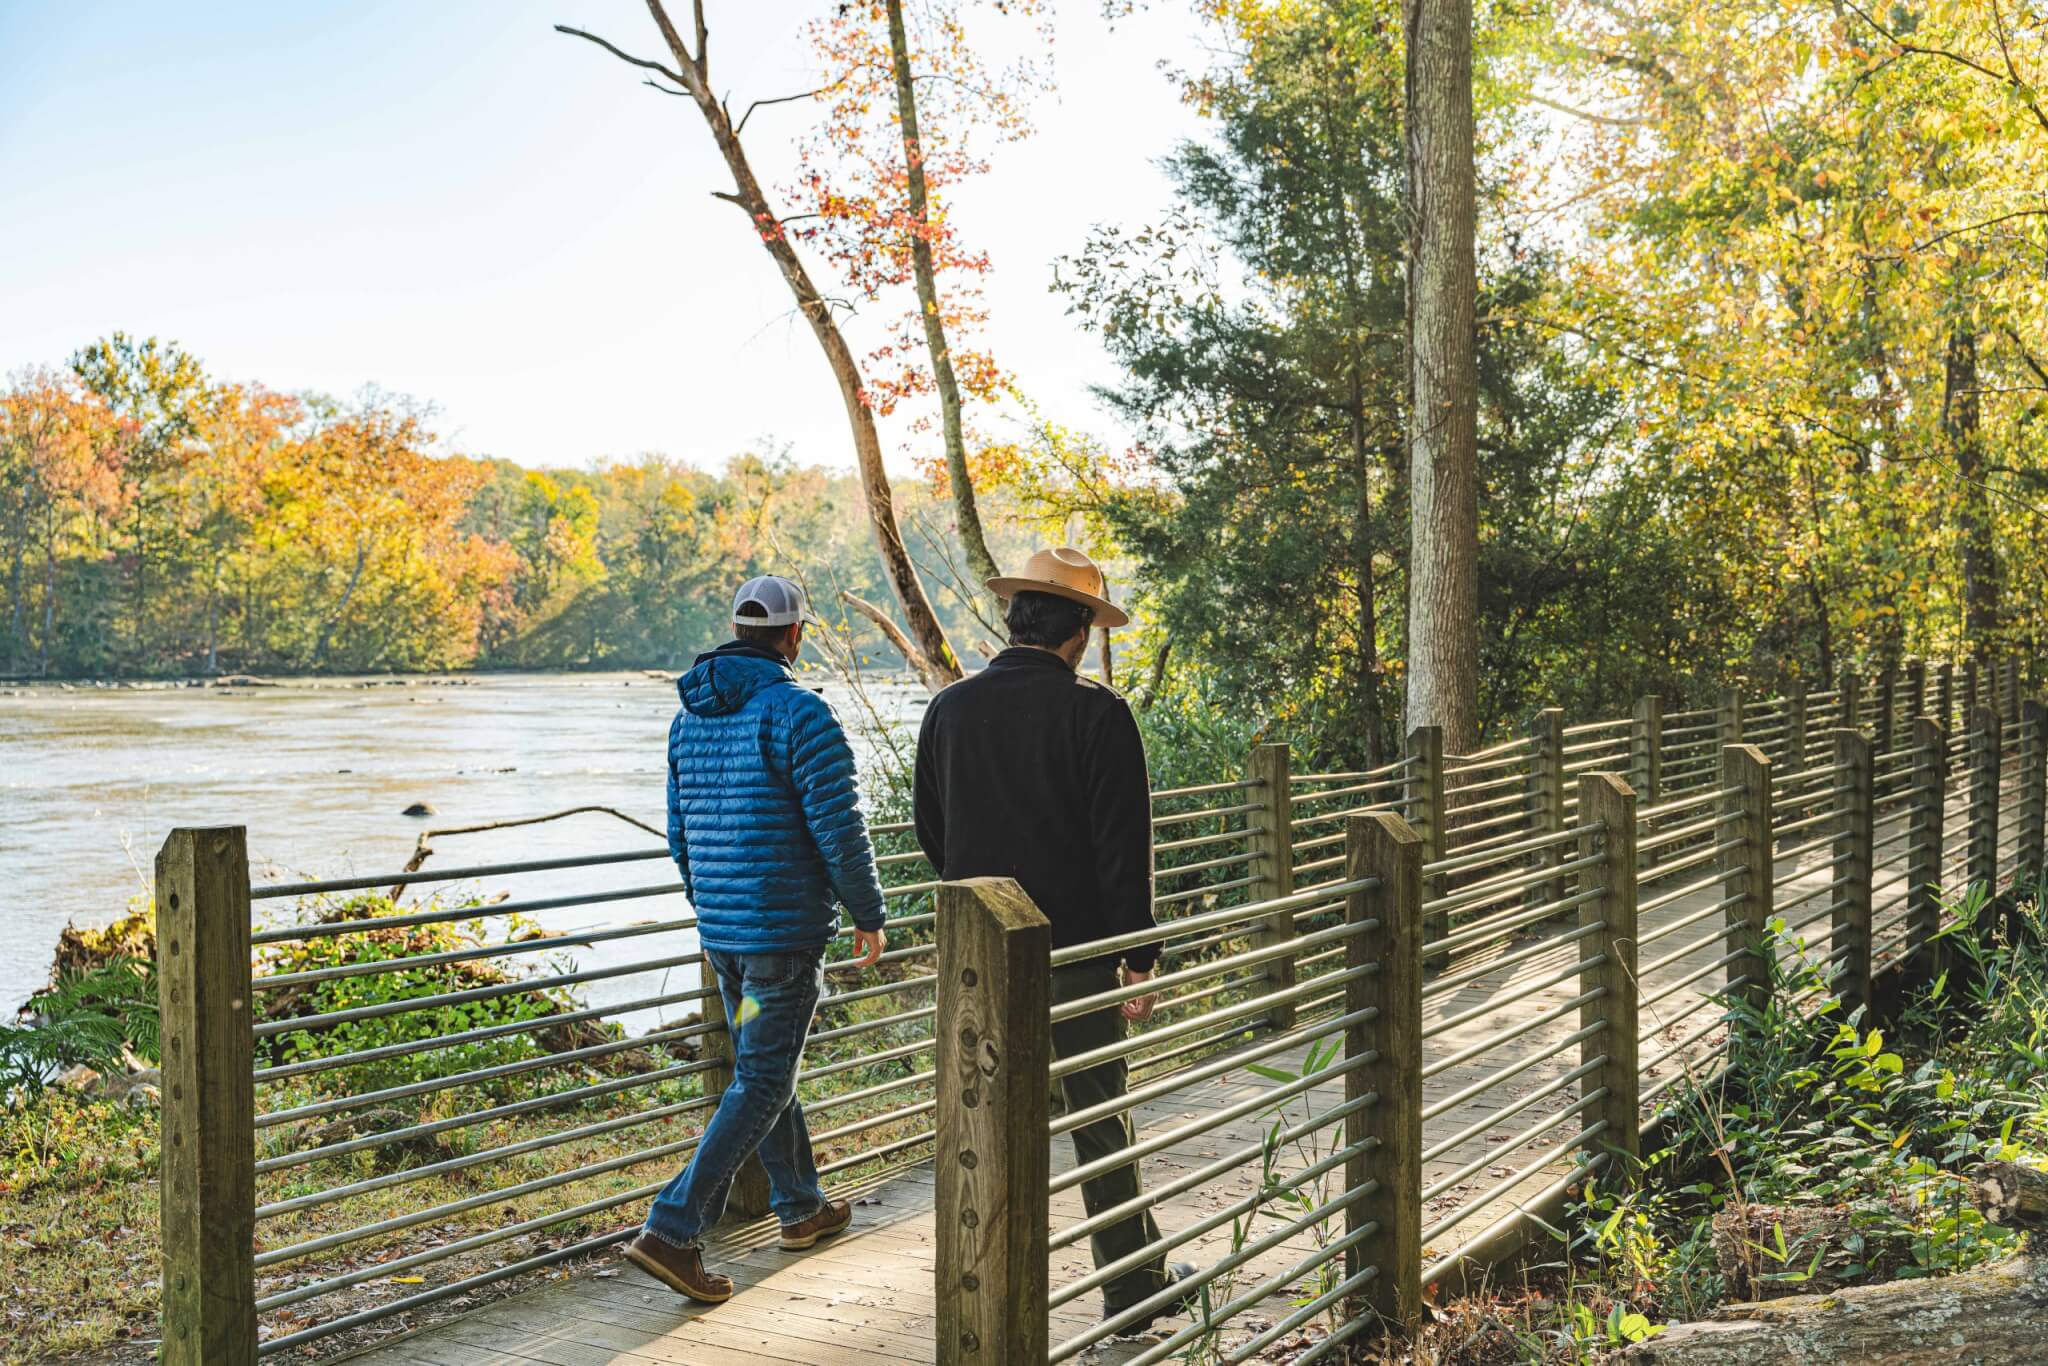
624, 1233, 734, 1303
1105, 1261, 1202, 1335
778, 1197, 853, 1250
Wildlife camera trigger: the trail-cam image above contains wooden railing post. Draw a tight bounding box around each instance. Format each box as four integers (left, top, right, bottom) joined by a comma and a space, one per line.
1526, 708, 1566, 907
1406, 725, 1448, 959
1630, 694, 1663, 804
1839, 670, 1862, 735
1906, 659, 1927, 727
702, 986, 773, 1221
1576, 775, 1640, 1178
1245, 741, 1297, 1029
1715, 687, 1744, 749
1970, 706, 2003, 899
1720, 745, 1774, 1015
1783, 687, 1807, 778
1907, 717, 1949, 984
2002, 658, 2020, 717
1877, 667, 1898, 759
1939, 661, 1957, 734
2021, 700, 2047, 898
1831, 731, 1874, 1012
936, 878, 1051, 1366
157, 827, 257, 1366
1964, 660, 1982, 721
1347, 813, 1423, 1332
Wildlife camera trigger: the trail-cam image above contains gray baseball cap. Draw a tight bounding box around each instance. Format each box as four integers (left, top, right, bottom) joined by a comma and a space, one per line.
731, 575, 818, 628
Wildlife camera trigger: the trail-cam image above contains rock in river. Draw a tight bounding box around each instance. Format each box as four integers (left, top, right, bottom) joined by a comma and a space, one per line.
402, 801, 436, 817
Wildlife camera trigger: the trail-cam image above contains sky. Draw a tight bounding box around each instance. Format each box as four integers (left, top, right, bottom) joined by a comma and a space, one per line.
0, 1, 1211, 473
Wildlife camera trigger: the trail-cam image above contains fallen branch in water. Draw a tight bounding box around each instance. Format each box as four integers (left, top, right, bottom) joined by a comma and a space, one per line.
388, 805, 664, 900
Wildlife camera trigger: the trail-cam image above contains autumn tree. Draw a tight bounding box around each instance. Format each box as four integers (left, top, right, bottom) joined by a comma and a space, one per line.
556, 1, 962, 690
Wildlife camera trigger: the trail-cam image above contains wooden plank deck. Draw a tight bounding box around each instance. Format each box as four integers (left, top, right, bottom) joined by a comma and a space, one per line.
337, 812, 1886, 1366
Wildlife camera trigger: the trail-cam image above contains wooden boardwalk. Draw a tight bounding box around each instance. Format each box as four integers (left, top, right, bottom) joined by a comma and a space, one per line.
339, 821, 1876, 1366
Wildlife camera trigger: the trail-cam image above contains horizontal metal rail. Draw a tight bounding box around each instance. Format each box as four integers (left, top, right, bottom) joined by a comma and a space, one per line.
250, 847, 671, 902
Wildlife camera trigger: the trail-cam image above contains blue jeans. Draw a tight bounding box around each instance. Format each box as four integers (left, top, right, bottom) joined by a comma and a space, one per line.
644, 946, 829, 1248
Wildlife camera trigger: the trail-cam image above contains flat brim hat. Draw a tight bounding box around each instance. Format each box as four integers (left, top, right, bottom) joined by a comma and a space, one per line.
987, 547, 1129, 629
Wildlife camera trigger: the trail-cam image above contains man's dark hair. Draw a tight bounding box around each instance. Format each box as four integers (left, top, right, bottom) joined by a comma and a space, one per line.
1006, 590, 1093, 649
734, 600, 790, 647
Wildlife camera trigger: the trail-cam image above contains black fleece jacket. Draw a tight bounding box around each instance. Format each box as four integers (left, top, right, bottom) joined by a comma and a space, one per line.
913, 647, 1159, 971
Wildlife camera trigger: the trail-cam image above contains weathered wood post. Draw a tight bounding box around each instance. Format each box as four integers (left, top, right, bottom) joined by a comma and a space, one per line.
701, 983, 772, 1221
1839, 670, 1862, 737
1831, 730, 1874, 1012
1876, 667, 1898, 770
1969, 706, 2003, 901
1577, 774, 1640, 1178
1783, 687, 1808, 778
1720, 745, 1774, 1014
2021, 700, 2047, 899
1715, 687, 1744, 750
1347, 812, 1423, 1332
1245, 741, 1297, 1029
936, 878, 1051, 1366
2002, 658, 2020, 717
1406, 725, 1448, 960
1939, 662, 1957, 735
1526, 708, 1566, 908
1908, 717, 1949, 984
1906, 659, 1927, 728
1630, 694, 1663, 805
1964, 660, 1982, 723
156, 827, 257, 1366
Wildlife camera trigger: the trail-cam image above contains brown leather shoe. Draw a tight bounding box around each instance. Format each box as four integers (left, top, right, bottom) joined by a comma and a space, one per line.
624, 1233, 734, 1303
778, 1197, 852, 1250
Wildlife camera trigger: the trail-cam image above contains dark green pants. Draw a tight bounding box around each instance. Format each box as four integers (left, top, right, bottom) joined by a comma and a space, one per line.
1051, 961, 1170, 1313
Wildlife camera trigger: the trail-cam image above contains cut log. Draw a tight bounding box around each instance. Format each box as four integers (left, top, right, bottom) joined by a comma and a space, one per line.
1617, 1253, 2048, 1363
1709, 1203, 1861, 1301
1970, 1161, 2048, 1226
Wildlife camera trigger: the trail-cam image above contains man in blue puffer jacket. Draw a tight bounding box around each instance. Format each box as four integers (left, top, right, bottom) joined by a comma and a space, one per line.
625, 575, 888, 1305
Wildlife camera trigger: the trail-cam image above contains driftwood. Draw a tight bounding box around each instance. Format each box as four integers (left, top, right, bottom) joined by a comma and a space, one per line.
387, 805, 663, 901
1970, 1161, 2048, 1227
1616, 1253, 2048, 1363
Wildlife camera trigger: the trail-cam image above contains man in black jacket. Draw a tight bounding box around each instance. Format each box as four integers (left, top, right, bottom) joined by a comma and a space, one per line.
914, 546, 1194, 1332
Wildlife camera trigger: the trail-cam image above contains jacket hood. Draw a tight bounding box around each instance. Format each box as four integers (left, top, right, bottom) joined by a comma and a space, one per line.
678, 642, 793, 717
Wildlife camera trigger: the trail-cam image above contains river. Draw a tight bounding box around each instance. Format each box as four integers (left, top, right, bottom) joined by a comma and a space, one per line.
0, 671, 926, 1015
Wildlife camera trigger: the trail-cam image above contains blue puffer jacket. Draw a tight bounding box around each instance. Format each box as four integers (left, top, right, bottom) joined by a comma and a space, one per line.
667, 641, 887, 953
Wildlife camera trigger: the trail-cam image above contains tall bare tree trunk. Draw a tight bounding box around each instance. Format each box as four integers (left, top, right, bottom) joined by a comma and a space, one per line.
1402, 0, 1480, 752
559, 2, 961, 692
1946, 325, 1997, 662
884, 0, 1002, 616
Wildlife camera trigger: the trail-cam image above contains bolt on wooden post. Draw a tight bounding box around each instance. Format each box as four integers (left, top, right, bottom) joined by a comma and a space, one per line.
157, 827, 257, 1366
1970, 706, 2003, 901
1907, 717, 1949, 984
1245, 742, 1297, 1030
2020, 701, 2047, 897
1405, 725, 1449, 962
1720, 745, 1774, 1015
1630, 695, 1663, 805
1526, 708, 1566, 909
1576, 775, 1640, 1179
1830, 731, 1874, 1012
1347, 812, 1423, 1333
935, 878, 1051, 1366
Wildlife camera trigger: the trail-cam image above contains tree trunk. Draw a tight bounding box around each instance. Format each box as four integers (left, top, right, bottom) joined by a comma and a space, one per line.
841, 589, 954, 691
1619, 1253, 2048, 1363
1352, 365, 1385, 769
6, 546, 23, 675
564, 3, 961, 691
1946, 325, 1998, 661
884, 0, 1002, 611
1970, 1160, 2048, 1226
1402, 0, 1480, 753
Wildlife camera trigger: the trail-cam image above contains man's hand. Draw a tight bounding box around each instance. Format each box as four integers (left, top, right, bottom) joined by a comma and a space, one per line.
851, 927, 887, 970
1119, 964, 1157, 1021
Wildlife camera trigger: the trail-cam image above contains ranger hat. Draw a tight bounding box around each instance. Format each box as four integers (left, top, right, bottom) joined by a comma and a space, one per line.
986, 547, 1128, 629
